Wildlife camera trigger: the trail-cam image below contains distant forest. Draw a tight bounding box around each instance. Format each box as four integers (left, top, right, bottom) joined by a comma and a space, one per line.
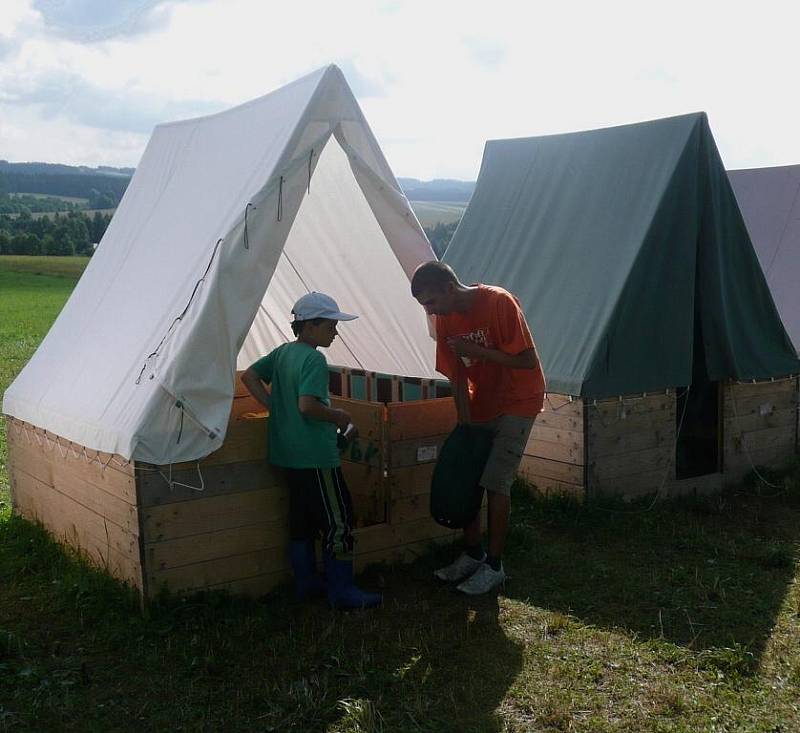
0, 211, 111, 256
0, 161, 470, 257
0, 161, 131, 210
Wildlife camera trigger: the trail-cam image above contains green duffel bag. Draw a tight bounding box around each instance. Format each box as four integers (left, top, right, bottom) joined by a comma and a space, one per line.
430, 424, 494, 529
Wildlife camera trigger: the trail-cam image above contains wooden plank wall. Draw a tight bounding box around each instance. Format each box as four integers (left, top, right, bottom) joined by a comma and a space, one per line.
139, 386, 460, 598
518, 394, 586, 500
586, 392, 676, 499
138, 410, 290, 599
5, 418, 144, 592
369, 398, 460, 569
722, 378, 799, 486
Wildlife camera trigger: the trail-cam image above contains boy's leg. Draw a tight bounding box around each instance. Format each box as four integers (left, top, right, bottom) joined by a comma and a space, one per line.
286, 468, 325, 601
312, 467, 355, 559
311, 467, 381, 609
456, 415, 535, 595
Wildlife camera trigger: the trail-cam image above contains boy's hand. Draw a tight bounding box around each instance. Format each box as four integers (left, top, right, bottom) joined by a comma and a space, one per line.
333, 408, 351, 432
448, 337, 488, 360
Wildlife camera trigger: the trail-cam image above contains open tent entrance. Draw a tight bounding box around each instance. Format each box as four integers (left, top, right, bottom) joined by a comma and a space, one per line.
235, 134, 440, 529
237, 133, 434, 378
676, 265, 722, 480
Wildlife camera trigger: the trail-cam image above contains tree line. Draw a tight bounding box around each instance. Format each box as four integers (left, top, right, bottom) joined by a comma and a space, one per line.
424, 221, 459, 258
0, 169, 129, 208
0, 211, 111, 257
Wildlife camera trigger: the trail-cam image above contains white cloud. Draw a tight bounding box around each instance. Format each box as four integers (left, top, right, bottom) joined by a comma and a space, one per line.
1, 0, 799, 176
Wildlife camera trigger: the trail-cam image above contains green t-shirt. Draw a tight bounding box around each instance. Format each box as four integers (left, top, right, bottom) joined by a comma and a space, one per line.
251, 342, 339, 469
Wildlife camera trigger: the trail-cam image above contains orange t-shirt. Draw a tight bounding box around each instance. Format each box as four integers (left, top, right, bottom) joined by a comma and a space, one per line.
435, 285, 546, 422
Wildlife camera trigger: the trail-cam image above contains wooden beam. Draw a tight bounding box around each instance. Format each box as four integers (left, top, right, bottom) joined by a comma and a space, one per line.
387, 399, 457, 441
142, 487, 288, 542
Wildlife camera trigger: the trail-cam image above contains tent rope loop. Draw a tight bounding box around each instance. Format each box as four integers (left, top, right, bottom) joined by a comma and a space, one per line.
243, 203, 255, 249
277, 176, 284, 221
158, 462, 205, 493
175, 400, 185, 444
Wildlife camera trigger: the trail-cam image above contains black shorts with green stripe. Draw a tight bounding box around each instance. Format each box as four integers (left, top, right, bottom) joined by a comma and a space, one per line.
286, 466, 354, 559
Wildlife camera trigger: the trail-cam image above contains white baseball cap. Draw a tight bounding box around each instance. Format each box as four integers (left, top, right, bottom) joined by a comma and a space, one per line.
291, 292, 358, 322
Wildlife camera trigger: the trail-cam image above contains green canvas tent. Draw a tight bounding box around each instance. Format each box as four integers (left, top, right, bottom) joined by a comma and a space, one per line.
443, 113, 799, 498
444, 113, 799, 399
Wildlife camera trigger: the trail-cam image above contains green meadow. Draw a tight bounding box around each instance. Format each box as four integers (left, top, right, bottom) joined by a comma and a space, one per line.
1, 255, 799, 732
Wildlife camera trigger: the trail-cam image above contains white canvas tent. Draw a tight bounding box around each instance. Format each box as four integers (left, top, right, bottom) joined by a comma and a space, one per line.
728, 164, 800, 354
3, 65, 437, 465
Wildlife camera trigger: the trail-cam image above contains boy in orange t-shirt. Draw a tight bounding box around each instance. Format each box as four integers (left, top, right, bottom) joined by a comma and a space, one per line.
412, 261, 545, 594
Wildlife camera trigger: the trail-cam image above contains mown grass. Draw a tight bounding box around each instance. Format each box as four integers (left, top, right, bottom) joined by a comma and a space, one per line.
0, 256, 89, 504
2, 257, 800, 732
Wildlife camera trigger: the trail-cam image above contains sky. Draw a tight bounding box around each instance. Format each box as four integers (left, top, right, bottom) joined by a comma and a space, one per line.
0, 0, 799, 180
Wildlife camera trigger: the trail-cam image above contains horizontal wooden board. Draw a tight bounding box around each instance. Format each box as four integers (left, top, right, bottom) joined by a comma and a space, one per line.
389, 493, 430, 524
230, 394, 267, 420
589, 445, 672, 480
145, 520, 288, 571
387, 464, 435, 499
193, 569, 290, 599
724, 425, 796, 455
387, 398, 456, 441
524, 438, 583, 465
518, 455, 584, 484
10, 466, 142, 589
353, 516, 456, 556
8, 438, 139, 533
6, 420, 134, 477
330, 396, 384, 440
10, 454, 139, 536
7, 425, 137, 504
389, 434, 448, 468
338, 436, 383, 467
528, 424, 584, 449
341, 459, 384, 497
147, 547, 289, 596
534, 410, 584, 432
724, 379, 797, 399
137, 460, 285, 507
722, 407, 797, 435
723, 389, 797, 418
142, 487, 288, 542
589, 423, 673, 458
589, 394, 673, 421
354, 531, 457, 573
183, 415, 267, 467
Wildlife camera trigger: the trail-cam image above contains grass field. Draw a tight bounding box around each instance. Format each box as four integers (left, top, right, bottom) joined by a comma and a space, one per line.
409, 201, 467, 228
1, 256, 800, 732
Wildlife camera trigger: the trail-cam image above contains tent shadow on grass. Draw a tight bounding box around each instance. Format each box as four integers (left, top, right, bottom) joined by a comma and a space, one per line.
0, 508, 523, 733
501, 483, 800, 667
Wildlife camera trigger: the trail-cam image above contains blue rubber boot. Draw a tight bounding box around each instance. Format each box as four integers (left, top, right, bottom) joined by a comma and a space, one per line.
324, 555, 382, 610
288, 540, 326, 601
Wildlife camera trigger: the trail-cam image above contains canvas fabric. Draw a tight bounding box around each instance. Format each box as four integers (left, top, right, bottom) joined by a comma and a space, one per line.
2, 65, 438, 463
444, 113, 799, 398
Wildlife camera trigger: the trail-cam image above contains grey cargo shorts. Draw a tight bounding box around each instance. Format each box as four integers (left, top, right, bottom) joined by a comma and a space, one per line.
475, 414, 536, 496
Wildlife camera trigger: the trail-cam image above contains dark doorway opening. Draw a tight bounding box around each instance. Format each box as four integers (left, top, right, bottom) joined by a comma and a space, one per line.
676, 298, 722, 479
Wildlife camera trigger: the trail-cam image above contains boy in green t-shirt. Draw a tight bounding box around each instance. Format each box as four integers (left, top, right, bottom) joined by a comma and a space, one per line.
241, 292, 381, 610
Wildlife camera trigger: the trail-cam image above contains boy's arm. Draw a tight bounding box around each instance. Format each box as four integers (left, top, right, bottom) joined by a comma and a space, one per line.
241, 366, 271, 410
449, 292, 541, 371
448, 340, 539, 370
298, 396, 351, 432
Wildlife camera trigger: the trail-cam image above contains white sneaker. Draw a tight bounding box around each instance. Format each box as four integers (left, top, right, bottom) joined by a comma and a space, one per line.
433, 552, 486, 582
456, 562, 506, 595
